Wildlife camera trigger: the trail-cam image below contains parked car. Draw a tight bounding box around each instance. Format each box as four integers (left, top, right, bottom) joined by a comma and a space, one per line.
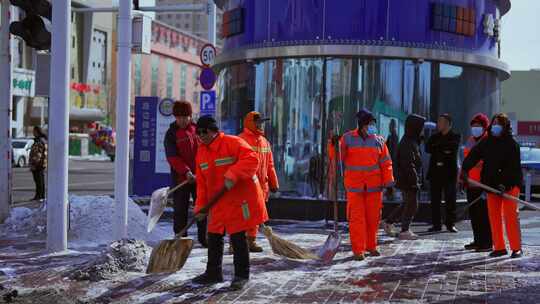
11, 138, 34, 167
520, 147, 540, 194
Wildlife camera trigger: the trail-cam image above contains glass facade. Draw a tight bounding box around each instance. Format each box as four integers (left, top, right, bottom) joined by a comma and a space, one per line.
217, 58, 501, 199
151, 55, 160, 97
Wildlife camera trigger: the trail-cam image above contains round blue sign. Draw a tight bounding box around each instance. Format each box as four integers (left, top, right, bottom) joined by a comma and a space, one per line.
200, 67, 216, 90
158, 98, 174, 116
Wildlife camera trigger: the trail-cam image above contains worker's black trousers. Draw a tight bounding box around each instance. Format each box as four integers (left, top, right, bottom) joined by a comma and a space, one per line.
430, 180, 457, 228
207, 231, 249, 279
172, 183, 207, 243
467, 188, 492, 247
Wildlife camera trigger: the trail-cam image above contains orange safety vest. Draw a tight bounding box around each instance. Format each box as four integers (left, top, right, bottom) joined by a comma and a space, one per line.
195, 132, 268, 234
463, 135, 486, 185
239, 128, 279, 201
339, 129, 394, 193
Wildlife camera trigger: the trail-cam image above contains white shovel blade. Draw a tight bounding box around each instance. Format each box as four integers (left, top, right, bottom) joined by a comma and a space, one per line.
147, 187, 169, 233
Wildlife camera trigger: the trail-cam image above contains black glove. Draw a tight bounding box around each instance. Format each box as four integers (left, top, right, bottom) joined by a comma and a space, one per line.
331, 135, 341, 145
497, 184, 506, 196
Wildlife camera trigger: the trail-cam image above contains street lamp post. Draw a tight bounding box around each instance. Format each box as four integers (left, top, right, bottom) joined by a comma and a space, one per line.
47, 0, 71, 252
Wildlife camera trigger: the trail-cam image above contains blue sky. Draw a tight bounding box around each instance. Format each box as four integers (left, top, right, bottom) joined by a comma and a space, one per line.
501, 0, 540, 71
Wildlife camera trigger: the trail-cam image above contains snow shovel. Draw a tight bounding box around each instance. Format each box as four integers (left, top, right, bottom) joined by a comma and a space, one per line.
147, 180, 190, 233
467, 178, 540, 212
318, 131, 343, 263
146, 187, 227, 274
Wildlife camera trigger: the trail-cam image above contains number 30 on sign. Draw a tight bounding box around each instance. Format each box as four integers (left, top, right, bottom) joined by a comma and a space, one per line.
200, 44, 216, 67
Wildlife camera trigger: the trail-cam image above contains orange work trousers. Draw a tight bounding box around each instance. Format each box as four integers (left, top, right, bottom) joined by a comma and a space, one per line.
347, 191, 383, 255
486, 187, 522, 251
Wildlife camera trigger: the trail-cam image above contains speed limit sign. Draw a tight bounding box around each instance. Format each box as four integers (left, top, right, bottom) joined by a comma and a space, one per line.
200, 44, 217, 67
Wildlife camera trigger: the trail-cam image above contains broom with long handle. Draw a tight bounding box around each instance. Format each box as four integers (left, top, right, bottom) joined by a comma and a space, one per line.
467, 178, 540, 211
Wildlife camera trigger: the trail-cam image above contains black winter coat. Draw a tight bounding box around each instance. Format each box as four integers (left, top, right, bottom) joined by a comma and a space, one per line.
396, 114, 426, 190
426, 130, 461, 183
462, 134, 522, 190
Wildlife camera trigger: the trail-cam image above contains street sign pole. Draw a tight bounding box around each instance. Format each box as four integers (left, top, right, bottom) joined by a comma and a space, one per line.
47, 0, 71, 252
0, 1, 13, 223
114, 0, 133, 240
207, 0, 216, 45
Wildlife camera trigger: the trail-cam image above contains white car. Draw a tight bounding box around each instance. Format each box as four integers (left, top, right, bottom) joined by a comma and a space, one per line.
12, 138, 34, 167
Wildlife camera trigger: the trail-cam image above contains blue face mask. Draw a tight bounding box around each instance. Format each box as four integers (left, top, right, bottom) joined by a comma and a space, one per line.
367, 125, 377, 136
471, 127, 484, 138
491, 124, 503, 137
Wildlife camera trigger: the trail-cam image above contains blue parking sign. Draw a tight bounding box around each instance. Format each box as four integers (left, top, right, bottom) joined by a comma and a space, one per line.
200, 90, 216, 116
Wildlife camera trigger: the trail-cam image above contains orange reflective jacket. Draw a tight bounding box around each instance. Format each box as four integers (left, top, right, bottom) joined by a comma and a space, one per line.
195, 132, 268, 234
339, 129, 394, 193
239, 128, 279, 201
463, 135, 486, 184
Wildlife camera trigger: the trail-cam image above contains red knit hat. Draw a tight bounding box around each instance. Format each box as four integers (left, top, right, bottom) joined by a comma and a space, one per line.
173, 101, 192, 116
470, 113, 489, 129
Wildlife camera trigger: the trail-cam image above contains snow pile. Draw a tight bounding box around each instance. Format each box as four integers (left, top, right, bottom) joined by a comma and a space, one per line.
71, 239, 152, 282
1, 196, 171, 245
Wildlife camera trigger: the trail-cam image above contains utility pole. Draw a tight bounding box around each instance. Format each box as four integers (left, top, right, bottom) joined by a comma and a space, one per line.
114, 0, 133, 239
207, 0, 216, 45
0, 1, 13, 222
47, 0, 71, 252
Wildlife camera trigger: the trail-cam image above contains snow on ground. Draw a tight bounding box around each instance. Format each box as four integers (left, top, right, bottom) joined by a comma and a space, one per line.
1, 195, 171, 247
2, 202, 540, 303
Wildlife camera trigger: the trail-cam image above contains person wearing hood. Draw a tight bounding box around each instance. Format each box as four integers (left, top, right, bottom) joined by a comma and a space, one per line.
29, 126, 48, 201
461, 113, 492, 252
426, 113, 461, 233
238, 111, 279, 252
462, 113, 523, 258
164, 101, 207, 247
338, 109, 394, 260
383, 114, 426, 240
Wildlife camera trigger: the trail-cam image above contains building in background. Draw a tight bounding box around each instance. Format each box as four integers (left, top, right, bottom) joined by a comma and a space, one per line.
155, 0, 223, 47
214, 0, 511, 199
14, 0, 115, 138
131, 20, 212, 116
502, 70, 540, 147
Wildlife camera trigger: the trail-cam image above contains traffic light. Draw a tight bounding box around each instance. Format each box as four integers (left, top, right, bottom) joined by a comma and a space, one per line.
133, 0, 140, 10
9, 0, 52, 50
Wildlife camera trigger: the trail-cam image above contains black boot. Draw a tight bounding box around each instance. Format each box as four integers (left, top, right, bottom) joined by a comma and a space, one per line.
230, 231, 249, 290
193, 233, 224, 285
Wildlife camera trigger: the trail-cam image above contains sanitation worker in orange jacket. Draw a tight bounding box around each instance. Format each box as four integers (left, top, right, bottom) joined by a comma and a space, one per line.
192, 115, 268, 291
339, 109, 394, 260
238, 111, 279, 252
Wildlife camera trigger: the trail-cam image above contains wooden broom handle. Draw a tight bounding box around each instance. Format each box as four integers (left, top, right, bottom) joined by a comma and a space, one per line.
177, 187, 227, 237
467, 178, 540, 212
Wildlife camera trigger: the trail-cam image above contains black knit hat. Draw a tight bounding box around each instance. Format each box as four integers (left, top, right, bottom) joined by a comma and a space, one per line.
196, 115, 219, 132
356, 108, 376, 128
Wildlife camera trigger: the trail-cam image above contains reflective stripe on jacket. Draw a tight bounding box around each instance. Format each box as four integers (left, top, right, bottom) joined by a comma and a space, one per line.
195, 132, 268, 234
339, 129, 394, 193
239, 128, 279, 201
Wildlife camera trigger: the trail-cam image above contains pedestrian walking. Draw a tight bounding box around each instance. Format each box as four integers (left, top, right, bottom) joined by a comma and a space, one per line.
338, 109, 394, 260
29, 126, 47, 201
164, 101, 207, 247
461, 113, 523, 258
426, 114, 461, 233
192, 115, 268, 290
238, 111, 279, 252
384, 114, 426, 240
461, 113, 492, 252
